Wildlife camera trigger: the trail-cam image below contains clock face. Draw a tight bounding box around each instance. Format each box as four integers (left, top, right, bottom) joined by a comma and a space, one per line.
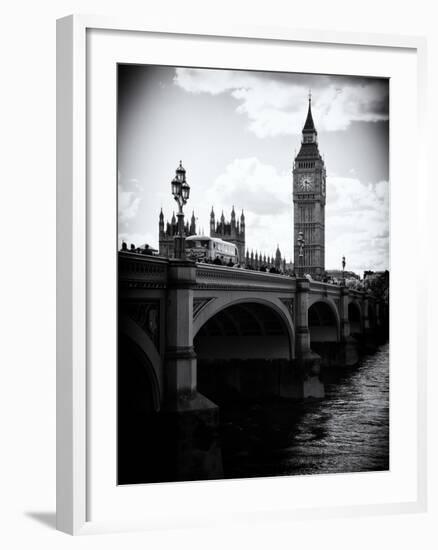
299, 174, 314, 192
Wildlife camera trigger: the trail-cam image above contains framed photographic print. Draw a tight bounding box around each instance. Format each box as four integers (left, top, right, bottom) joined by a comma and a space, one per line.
57, 15, 427, 535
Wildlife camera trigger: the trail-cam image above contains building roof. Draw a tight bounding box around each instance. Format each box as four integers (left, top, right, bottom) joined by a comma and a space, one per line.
295, 141, 322, 160
303, 98, 317, 134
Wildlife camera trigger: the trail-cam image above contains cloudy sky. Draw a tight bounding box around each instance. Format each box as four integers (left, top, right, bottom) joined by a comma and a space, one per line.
118, 65, 389, 274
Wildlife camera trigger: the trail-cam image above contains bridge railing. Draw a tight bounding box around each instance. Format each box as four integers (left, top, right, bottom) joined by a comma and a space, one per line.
349, 288, 366, 299
195, 263, 296, 291
118, 252, 169, 288
308, 280, 366, 300
308, 280, 343, 296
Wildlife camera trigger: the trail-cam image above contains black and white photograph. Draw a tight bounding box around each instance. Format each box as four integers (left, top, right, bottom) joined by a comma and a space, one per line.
117, 64, 390, 485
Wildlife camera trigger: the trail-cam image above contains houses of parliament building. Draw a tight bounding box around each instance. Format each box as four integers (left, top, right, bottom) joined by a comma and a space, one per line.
158, 205, 286, 272
159, 205, 246, 262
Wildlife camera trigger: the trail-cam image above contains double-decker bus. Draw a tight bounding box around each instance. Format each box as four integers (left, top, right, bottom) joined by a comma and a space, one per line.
185, 235, 238, 265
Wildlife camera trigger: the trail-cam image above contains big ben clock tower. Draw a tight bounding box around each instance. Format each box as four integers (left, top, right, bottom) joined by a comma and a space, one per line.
293, 94, 326, 279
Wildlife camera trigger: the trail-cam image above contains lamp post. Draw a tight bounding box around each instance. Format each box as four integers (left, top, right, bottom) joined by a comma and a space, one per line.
171, 160, 190, 259
297, 231, 305, 277
342, 255, 346, 286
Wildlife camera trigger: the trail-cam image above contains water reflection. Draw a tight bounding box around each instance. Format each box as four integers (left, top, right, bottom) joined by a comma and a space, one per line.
219, 343, 389, 479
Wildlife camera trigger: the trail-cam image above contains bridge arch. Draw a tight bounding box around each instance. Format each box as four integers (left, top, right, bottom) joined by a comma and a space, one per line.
193, 297, 295, 402
307, 297, 341, 342
193, 296, 295, 359
117, 322, 165, 484
118, 313, 162, 410
307, 299, 341, 368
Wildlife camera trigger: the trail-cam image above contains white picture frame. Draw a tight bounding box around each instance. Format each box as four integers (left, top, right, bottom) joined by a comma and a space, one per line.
56, 15, 428, 535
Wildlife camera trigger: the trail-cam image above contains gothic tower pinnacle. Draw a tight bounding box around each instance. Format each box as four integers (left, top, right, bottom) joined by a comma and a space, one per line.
190, 210, 196, 235
209, 206, 245, 262
159, 207, 164, 234
210, 206, 215, 233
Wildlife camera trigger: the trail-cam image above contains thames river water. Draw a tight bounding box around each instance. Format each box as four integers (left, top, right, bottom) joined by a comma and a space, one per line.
219, 343, 389, 479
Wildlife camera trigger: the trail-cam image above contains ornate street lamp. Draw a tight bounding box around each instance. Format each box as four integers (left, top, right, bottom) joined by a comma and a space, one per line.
171, 160, 190, 259
297, 231, 305, 277
342, 255, 346, 286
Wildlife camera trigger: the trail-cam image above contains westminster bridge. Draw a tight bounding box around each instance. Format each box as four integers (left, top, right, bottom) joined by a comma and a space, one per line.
118, 252, 388, 483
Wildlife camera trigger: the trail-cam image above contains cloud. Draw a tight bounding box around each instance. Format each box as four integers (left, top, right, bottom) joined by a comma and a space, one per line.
200, 157, 293, 260
205, 157, 289, 215
119, 191, 141, 222
174, 68, 388, 138
325, 177, 389, 273
118, 175, 142, 227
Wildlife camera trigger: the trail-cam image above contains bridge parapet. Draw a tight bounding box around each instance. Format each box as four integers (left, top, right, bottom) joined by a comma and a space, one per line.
308, 280, 343, 299
196, 263, 296, 292
308, 281, 366, 300
349, 288, 366, 299
119, 252, 169, 289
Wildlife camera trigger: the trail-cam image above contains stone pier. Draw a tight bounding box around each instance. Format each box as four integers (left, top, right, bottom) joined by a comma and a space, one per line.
280, 278, 324, 399
162, 259, 223, 480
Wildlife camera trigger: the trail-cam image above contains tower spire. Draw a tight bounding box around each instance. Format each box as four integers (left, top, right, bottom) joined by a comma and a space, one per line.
231, 205, 236, 228
190, 210, 196, 235
303, 91, 316, 134
159, 207, 164, 234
